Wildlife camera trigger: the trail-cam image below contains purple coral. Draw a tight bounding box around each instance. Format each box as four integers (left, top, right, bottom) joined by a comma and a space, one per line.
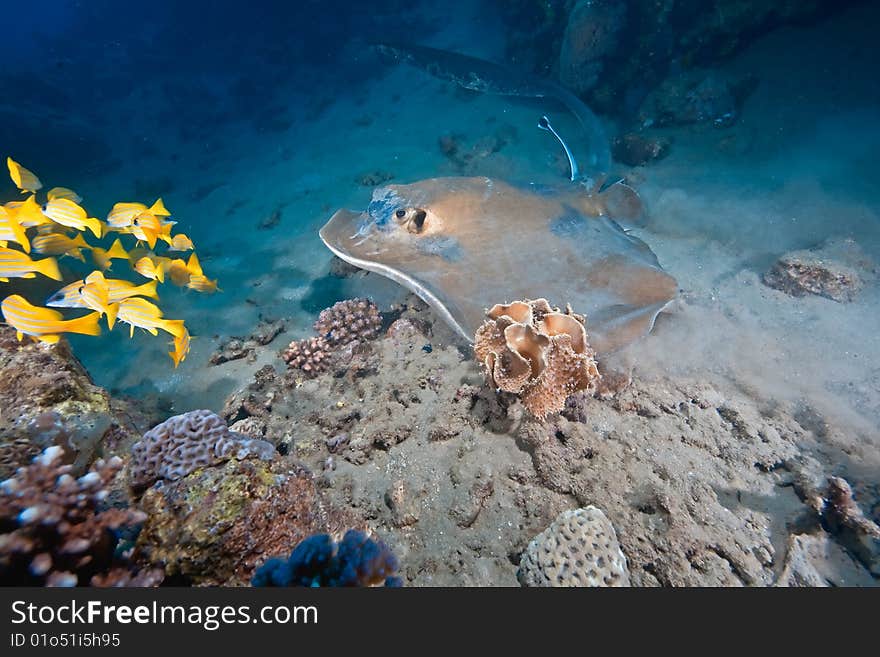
281, 335, 333, 377
130, 409, 275, 489
0, 446, 161, 586
252, 529, 401, 587
313, 298, 382, 347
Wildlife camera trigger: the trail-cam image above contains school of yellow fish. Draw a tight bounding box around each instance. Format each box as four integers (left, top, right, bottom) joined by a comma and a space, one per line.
0, 157, 221, 367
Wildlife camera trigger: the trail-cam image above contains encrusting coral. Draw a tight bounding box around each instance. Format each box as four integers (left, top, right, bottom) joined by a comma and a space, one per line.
129, 409, 276, 489
518, 506, 629, 587
252, 529, 402, 587
0, 446, 162, 586
282, 298, 383, 378
474, 298, 600, 418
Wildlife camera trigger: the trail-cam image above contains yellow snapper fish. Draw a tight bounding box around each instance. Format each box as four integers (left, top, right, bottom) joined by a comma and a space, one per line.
166, 233, 194, 252
134, 255, 166, 283
164, 258, 192, 286
46, 187, 82, 203
109, 297, 185, 338
42, 198, 102, 238
184, 253, 219, 293
6, 195, 52, 228
78, 271, 117, 324
32, 232, 90, 261
168, 325, 191, 367
47, 276, 158, 308
6, 157, 42, 193
0, 206, 29, 253
1, 294, 100, 344
106, 199, 169, 229
0, 247, 61, 281
91, 238, 129, 271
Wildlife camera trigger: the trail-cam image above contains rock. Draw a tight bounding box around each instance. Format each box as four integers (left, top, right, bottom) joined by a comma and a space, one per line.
356, 171, 394, 187
0, 327, 137, 478
763, 238, 876, 302
559, 0, 626, 95
136, 458, 355, 585
638, 70, 747, 128
776, 533, 876, 587
612, 132, 671, 166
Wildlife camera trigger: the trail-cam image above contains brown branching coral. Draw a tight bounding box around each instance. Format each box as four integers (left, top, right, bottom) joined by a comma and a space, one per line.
129, 409, 276, 489
474, 298, 600, 419
282, 298, 382, 378
0, 446, 161, 586
314, 298, 382, 347
281, 335, 333, 378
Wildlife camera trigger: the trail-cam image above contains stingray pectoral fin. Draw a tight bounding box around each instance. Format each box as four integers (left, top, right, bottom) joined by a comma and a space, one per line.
587, 300, 673, 354
599, 181, 647, 227
319, 209, 473, 342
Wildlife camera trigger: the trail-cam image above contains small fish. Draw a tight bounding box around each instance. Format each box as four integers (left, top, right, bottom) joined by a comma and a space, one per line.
0, 247, 61, 281
47, 187, 82, 203
6, 157, 42, 193
110, 297, 185, 338
187, 274, 220, 293
164, 258, 192, 286
168, 325, 191, 367
1, 294, 100, 344
134, 256, 166, 283
32, 232, 90, 261
107, 202, 148, 228
79, 271, 114, 322
46, 276, 159, 308
91, 238, 129, 271
0, 206, 29, 253
42, 198, 102, 238
166, 233, 194, 252
7, 195, 52, 228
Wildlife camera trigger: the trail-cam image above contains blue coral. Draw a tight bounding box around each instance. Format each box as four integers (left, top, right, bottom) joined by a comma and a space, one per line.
252, 530, 402, 587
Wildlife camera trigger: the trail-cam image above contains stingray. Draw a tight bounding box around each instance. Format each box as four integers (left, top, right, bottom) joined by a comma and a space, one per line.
320, 48, 677, 354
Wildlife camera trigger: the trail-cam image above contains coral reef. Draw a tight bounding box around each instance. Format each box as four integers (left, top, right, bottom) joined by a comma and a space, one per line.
222, 294, 879, 586
129, 409, 276, 489
136, 458, 355, 585
0, 326, 139, 478
0, 446, 162, 586
763, 238, 875, 302
518, 506, 630, 587
473, 298, 600, 419
314, 298, 382, 348
252, 529, 401, 587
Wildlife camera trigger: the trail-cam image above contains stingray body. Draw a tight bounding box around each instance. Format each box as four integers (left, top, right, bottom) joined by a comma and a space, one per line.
321, 177, 677, 353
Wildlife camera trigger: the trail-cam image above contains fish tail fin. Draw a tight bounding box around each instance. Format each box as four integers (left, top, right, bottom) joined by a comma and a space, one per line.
84, 217, 102, 239
65, 311, 101, 337
138, 280, 159, 300
106, 303, 118, 330
107, 238, 128, 259
161, 319, 186, 338
35, 256, 62, 281
155, 265, 165, 284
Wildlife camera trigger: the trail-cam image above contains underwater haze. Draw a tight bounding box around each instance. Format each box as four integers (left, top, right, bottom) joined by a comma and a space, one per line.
1, 0, 878, 587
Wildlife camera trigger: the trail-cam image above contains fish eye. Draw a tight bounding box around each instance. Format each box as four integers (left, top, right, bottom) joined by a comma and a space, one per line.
395, 209, 406, 219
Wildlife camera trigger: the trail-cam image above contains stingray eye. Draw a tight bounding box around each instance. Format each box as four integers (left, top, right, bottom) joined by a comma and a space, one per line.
395, 209, 407, 219
408, 209, 427, 233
